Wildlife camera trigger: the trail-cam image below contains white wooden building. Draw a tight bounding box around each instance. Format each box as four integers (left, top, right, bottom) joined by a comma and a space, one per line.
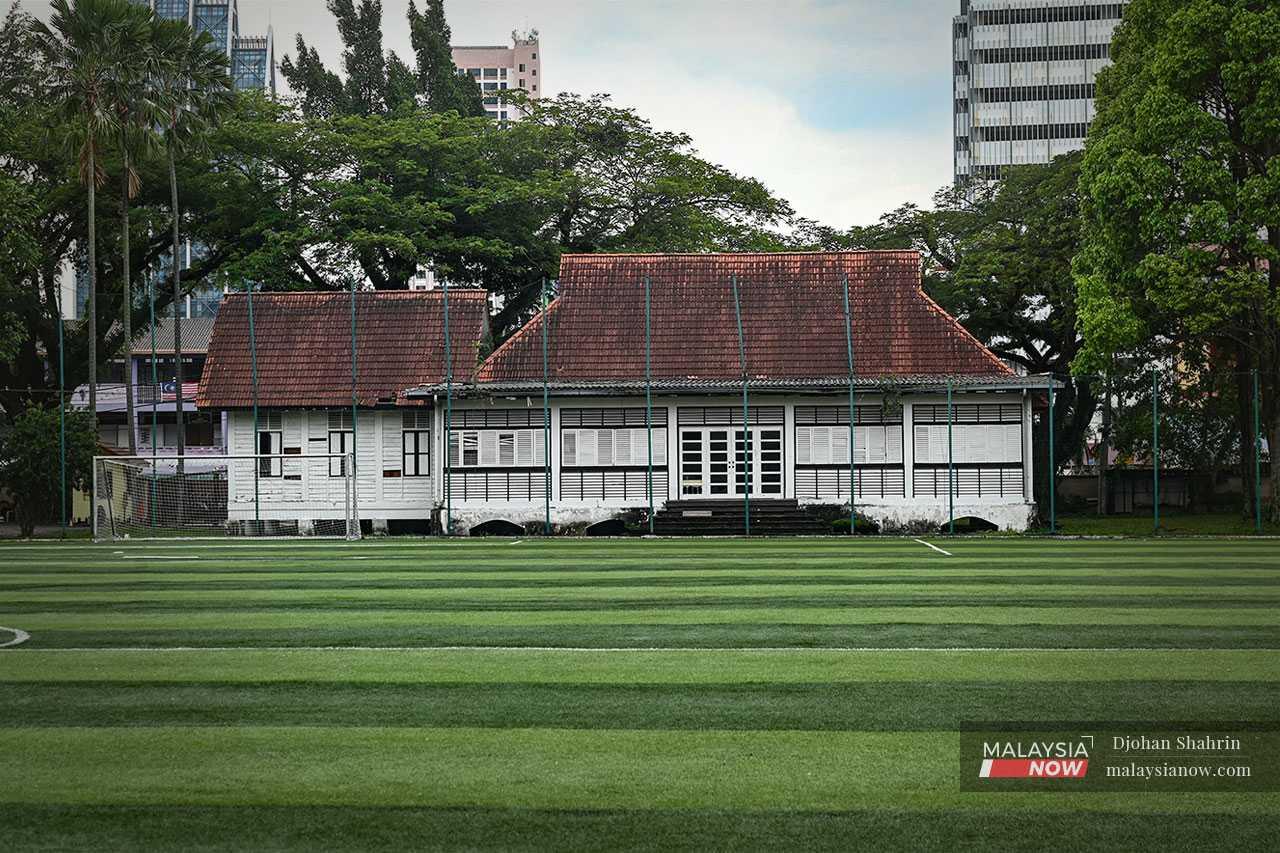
198, 253, 1053, 534
195, 289, 489, 534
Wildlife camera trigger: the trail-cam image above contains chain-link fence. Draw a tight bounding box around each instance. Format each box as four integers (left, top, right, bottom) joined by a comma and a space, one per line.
6, 274, 1276, 539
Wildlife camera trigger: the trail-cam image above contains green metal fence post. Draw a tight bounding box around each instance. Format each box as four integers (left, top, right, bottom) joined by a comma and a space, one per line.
57, 279, 66, 539
1048, 380, 1056, 534
644, 276, 654, 535
947, 379, 954, 535
149, 273, 157, 529
540, 278, 551, 536
730, 274, 750, 537
443, 278, 453, 536
1152, 370, 1160, 534
841, 274, 857, 535
350, 282, 359, 534
1254, 369, 1263, 534
246, 282, 260, 528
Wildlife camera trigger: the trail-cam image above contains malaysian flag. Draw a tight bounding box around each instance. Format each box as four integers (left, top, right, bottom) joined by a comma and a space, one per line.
161, 381, 200, 402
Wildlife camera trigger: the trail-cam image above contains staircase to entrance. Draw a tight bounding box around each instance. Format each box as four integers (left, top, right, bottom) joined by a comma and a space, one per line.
652, 499, 830, 536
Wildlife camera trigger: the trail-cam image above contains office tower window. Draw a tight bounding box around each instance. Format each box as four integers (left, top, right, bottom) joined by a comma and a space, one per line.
194, 3, 230, 49
155, 0, 191, 21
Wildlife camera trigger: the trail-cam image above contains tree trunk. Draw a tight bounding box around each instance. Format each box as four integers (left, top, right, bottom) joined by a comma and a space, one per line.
1234, 354, 1256, 521
121, 149, 136, 455
1097, 370, 1111, 515
1269, 376, 1279, 526
87, 147, 97, 424
169, 144, 185, 461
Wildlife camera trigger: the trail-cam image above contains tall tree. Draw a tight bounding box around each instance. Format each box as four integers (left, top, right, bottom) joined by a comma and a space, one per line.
1073, 0, 1280, 519
32, 0, 152, 426
329, 0, 388, 116
799, 154, 1094, 509
150, 17, 232, 459
279, 35, 346, 118
113, 14, 167, 455
407, 0, 484, 116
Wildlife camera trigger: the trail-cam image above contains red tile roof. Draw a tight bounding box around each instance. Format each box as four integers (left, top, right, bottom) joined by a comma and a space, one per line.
197, 290, 489, 408
475, 252, 1010, 384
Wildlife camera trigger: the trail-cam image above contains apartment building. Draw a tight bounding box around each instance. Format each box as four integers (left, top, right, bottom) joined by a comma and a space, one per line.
952, 0, 1130, 182
452, 30, 541, 122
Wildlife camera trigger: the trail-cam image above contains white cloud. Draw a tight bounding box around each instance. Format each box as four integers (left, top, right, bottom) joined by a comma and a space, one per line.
20, 0, 956, 226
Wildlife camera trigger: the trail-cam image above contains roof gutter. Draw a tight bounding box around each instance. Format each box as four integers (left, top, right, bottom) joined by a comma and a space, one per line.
401, 374, 1063, 399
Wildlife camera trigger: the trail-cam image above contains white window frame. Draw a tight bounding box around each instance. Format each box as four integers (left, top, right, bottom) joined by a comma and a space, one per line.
561, 428, 667, 467
402, 430, 430, 477
449, 429, 545, 468
329, 429, 353, 477
257, 429, 282, 477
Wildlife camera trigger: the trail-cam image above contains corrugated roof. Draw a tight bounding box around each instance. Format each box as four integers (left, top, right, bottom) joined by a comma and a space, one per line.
196, 290, 489, 409
474, 252, 1011, 385
131, 316, 215, 355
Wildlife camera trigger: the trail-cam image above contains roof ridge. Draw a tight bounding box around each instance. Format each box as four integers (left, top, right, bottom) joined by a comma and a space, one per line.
915, 288, 1012, 375
476, 296, 562, 379
560, 250, 920, 259
222, 289, 488, 300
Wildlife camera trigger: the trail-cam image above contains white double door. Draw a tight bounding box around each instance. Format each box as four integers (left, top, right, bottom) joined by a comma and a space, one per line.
679, 427, 784, 498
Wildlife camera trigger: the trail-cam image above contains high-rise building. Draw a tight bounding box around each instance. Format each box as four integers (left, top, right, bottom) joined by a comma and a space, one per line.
142, 1, 276, 95
952, 1, 1130, 183
452, 30, 541, 123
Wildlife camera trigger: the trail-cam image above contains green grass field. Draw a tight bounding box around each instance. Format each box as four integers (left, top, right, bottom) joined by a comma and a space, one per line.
1, 537, 1278, 851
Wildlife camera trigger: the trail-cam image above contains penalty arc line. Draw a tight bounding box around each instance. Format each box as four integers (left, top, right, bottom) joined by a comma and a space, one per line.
913, 539, 953, 557
0, 627, 30, 648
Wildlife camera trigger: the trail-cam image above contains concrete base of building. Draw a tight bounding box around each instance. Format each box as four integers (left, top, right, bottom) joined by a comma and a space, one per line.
443, 499, 1037, 536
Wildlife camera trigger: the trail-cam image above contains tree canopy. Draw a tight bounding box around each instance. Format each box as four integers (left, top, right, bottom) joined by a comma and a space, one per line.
1074, 0, 1280, 517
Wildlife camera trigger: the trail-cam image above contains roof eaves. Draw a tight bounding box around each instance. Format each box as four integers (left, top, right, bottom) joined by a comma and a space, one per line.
403, 374, 1060, 398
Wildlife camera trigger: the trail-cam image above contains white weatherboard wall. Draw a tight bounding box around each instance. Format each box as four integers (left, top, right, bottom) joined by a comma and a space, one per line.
226, 409, 435, 528
443, 392, 1037, 533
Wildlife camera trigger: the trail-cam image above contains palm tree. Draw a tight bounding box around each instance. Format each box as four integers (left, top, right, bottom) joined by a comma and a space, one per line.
149, 18, 232, 460
32, 0, 152, 427
114, 15, 167, 456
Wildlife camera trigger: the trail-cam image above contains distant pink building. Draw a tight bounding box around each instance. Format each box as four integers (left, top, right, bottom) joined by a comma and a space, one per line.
452, 30, 541, 122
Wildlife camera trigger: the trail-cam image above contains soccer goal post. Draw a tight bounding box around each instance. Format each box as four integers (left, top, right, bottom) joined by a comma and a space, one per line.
92, 454, 360, 541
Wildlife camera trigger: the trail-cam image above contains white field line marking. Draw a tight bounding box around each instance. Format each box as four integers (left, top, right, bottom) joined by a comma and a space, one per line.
0, 627, 31, 648
913, 538, 953, 557
122, 555, 201, 561
509, 540, 524, 545
17, 646, 1275, 653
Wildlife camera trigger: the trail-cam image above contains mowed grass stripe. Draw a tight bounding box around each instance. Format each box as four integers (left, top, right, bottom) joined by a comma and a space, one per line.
12, 597, 1278, 616
8, 680, 1278, 730
2, 648, 1274, 682
8, 605, 1275, 629
20, 624, 1280, 650
6, 569, 1279, 590
1, 804, 1275, 853
11, 552, 1280, 573
6, 582, 1278, 606
4, 726, 1279, 813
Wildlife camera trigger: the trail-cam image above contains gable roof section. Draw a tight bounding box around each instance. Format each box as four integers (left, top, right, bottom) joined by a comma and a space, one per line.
475, 252, 1010, 385
197, 290, 489, 408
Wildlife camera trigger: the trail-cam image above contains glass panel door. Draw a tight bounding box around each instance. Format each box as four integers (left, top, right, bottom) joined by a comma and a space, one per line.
757, 428, 784, 496
707, 429, 731, 496
733, 429, 754, 496
680, 429, 705, 496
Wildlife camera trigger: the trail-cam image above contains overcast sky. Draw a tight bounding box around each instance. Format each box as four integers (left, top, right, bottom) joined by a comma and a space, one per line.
22, 0, 956, 228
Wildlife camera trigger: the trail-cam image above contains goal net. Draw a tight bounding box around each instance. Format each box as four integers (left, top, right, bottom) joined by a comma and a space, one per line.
93, 454, 360, 541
